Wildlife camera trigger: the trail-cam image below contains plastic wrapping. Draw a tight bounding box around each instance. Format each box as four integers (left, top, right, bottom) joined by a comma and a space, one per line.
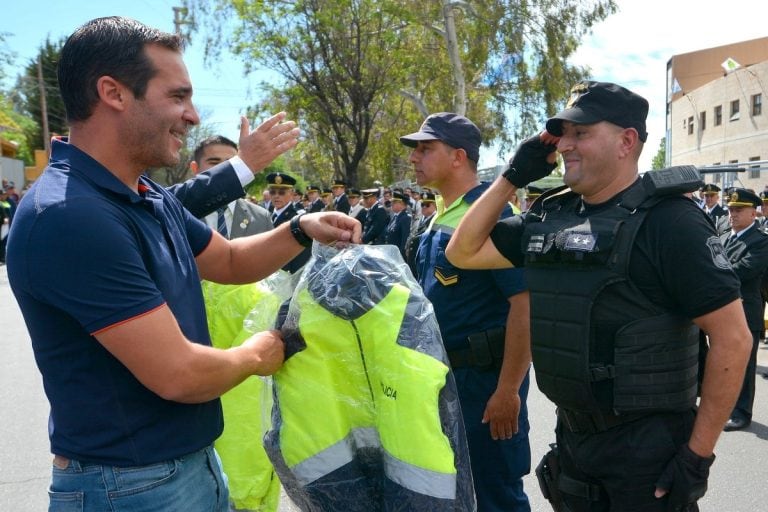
265, 243, 476, 511
202, 271, 292, 512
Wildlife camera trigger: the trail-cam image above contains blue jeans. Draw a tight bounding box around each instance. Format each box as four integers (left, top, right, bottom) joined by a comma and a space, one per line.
48, 445, 229, 512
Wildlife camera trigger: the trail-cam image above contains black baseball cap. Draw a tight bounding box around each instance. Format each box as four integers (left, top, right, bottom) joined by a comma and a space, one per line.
546, 81, 649, 142
400, 112, 482, 162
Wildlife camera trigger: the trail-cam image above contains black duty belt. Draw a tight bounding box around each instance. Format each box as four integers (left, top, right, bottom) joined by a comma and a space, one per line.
447, 327, 505, 370
557, 407, 647, 434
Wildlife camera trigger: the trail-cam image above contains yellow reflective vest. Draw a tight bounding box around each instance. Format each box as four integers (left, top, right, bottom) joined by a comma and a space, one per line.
266, 244, 475, 511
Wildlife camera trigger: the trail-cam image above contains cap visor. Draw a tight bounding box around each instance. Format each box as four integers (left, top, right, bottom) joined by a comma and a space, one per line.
546, 107, 603, 135
400, 131, 440, 147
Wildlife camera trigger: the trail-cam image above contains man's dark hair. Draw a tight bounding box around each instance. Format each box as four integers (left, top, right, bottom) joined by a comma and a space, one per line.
58, 16, 183, 123
193, 135, 238, 165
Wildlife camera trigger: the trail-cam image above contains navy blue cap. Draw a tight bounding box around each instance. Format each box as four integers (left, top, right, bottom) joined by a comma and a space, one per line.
400, 112, 482, 162
546, 81, 649, 142
266, 172, 296, 187
727, 188, 760, 208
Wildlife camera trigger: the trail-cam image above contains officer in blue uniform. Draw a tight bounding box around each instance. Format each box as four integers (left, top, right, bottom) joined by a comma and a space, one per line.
400, 112, 532, 512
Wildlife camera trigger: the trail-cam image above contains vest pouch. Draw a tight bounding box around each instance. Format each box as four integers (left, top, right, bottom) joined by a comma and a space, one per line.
612, 313, 699, 413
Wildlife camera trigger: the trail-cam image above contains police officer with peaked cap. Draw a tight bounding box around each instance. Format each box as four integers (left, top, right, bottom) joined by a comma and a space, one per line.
719, 188, 768, 431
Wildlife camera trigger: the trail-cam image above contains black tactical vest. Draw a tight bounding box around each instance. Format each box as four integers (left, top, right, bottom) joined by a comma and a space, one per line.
523, 181, 699, 417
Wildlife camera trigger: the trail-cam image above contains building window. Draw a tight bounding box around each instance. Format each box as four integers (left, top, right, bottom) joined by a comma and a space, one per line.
687, 116, 694, 134
700, 111, 706, 131
750, 156, 761, 179
752, 94, 762, 116
730, 99, 740, 121
714, 105, 722, 126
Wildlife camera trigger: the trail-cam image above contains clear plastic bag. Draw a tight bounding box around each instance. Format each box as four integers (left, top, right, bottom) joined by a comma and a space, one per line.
265, 242, 476, 511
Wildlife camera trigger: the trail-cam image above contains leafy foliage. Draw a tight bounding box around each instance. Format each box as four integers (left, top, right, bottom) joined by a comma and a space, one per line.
10, 37, 68, 153
650, 136, 666, 170
197, 0, 617, 187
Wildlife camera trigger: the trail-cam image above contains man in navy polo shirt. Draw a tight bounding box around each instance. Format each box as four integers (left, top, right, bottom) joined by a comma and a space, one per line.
6, 16, 360, 512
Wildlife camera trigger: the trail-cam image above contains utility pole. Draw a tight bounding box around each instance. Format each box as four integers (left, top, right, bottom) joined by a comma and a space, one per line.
37, 55, 50, 155
173, 6, 194, 42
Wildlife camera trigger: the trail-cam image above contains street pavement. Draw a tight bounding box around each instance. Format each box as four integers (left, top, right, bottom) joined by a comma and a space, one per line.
1, 262, 767, 511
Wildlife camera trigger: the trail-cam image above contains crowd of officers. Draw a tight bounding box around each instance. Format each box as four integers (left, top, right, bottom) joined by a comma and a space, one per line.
255, 172, 438, 273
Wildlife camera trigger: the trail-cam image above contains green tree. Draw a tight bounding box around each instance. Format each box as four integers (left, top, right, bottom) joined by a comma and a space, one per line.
184, 0, 616, 186
650, 136, 667, 170
11, 37, 68, 152
0, 94, 37, 164
187, 0, 413, 188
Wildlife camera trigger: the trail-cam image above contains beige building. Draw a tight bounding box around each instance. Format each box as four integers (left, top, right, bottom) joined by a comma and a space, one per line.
666, 37, 768, 192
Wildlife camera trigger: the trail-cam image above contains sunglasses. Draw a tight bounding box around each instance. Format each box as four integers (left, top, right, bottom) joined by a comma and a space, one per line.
269, 188, 289, 196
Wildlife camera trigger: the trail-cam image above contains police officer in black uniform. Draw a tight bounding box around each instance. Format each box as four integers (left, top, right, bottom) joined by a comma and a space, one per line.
700, 184, 730, 234
383, 190, 412, 259
267, 172, 310, 273
405, 191, 436, 274
306, 184, 324, 213
446, 81, 752, 512
719, 189, 768, 431
331, 179, 351, 215
360, 188, 388, 245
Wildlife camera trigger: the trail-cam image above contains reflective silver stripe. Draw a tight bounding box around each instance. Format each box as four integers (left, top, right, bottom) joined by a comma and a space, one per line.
383, 450, 457, 500
291, 427, 456, 500
430, 223, 455, 235
291, 427, 380, 485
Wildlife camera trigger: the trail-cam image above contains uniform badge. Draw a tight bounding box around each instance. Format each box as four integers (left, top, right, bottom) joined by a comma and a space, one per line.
563, 232, 596, 252
434, 267, 458, 286
526, 234, 545, 253
706, 235, 732, 270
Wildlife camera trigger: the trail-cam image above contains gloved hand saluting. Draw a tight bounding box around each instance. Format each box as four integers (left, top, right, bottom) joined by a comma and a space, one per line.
654, 444, 715, 511
501, 132, 559, 188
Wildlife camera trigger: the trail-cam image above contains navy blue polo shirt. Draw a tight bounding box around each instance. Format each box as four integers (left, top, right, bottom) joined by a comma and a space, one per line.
7, 139, 222, 466
415, 183, 526, 351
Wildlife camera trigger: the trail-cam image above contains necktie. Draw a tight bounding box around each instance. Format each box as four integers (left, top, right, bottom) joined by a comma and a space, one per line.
271, 212, 278, 224
216, 207, 229, 238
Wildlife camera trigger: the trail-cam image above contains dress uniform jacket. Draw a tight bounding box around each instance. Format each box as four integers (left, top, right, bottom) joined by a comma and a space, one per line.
272, 204, 310, 273
362, 203, 389, 245
229, 199, 273, 238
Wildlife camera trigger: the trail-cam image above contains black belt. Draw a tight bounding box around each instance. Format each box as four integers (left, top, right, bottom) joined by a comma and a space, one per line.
557, 407, 647, 434
447, 327, 505, 370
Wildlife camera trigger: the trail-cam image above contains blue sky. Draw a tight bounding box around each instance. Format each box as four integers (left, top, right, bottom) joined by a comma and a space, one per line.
2, 0, 766, 172
0, 0, 260, 143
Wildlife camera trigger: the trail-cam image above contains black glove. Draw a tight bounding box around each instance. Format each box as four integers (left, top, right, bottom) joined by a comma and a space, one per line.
501, 134, 558, 188
655, 444, 715, 511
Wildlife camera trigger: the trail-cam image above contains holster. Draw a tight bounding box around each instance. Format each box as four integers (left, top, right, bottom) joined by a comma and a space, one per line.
535, 444, 602, 511
447, 327, 505, 371
535, 444, 566, 511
